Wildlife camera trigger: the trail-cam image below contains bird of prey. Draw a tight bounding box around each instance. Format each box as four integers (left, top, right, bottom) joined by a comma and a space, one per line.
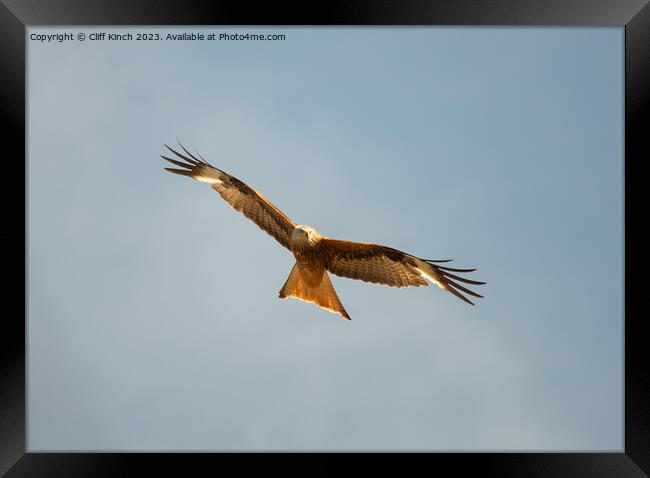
162, 144, 485, 321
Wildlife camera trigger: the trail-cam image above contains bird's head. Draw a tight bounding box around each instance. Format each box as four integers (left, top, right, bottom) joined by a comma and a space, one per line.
291, 225, 320, 245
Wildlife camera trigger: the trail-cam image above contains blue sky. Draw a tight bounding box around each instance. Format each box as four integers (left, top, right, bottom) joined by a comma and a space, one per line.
27, 26, 623, 451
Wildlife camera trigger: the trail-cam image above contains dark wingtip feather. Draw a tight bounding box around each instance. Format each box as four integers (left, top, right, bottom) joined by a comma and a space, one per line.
178, 141, 205, 165
437, 266, 477, 273
161, 155, 194, 169
439, 270, 486, 286
194, 147, 209, 164
164, 144, 201, 165
164, 167, 195, 178
445, 284, 475, 305
443, 276, 484, 299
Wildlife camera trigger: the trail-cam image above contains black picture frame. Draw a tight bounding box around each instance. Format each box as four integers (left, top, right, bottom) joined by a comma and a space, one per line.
2, 0, 648, 475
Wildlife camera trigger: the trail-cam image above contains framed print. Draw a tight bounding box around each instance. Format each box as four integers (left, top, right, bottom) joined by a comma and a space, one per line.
1, 0, 648, 475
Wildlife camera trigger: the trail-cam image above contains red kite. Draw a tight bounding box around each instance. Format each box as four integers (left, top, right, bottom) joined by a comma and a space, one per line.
162, 144, 485, 321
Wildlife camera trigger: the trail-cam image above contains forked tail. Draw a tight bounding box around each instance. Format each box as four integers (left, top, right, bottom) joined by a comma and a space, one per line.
279, 263, 351, 321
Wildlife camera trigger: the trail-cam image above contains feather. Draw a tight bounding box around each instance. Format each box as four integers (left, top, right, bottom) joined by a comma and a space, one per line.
164, 167, 194, 178
161, 155, 194, 169
437, 270, 486, 286
164, 144, 201, 165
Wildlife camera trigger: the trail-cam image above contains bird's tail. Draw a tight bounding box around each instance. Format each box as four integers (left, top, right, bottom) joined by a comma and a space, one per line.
279, 263, 351, 321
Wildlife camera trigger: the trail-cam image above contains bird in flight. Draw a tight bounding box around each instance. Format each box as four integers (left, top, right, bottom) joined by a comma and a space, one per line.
162, 144, 485, 321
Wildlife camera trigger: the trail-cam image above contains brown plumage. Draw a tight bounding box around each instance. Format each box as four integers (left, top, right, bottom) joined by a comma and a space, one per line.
162, 143, 486, 321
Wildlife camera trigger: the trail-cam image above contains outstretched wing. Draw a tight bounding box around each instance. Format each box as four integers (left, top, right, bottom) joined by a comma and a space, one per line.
319, 238, 485, 305
162, 144, 296, 250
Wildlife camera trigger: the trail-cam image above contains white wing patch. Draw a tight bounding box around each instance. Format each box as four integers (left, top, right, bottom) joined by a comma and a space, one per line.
416, 265, 448, 291
194, 167, 224, 185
